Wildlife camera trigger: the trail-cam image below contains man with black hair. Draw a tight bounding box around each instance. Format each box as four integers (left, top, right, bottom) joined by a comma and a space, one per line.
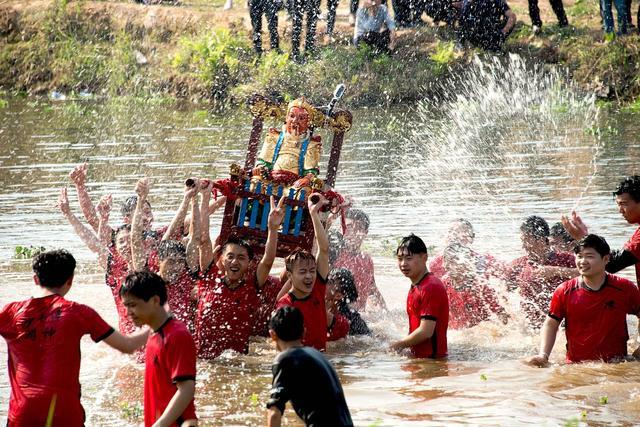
391, 234, 449, 358
563, 175, 640, 285
266, 306, 353, 427
0, 249, 149, 426
326, 268, 371, 341
120, 271, 198, 426
527, 235, 640, 366
507, 215, 576, 328
549, 221, 577, 253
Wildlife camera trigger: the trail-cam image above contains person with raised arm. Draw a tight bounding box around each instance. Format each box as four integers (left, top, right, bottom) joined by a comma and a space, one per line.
527, 235, 640, 367
563, 175, 640, 285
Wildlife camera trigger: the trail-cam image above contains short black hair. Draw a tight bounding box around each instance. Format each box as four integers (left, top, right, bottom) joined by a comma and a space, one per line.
327, 268, 358, 304
613, 175, 640, 202
120, 195, 152, 219
119, 271, 167, 305
269, 306, 304, 341
222, 236, 254, 260
550, 222, 575, 244
574, 234, 610, 257
450, 218, 475, 239
115, 224, 131, 236
396, 234, 428, 256
158, 240, 186, 261
32, 249, 76, 288
520, 216, 549, 239
346, 208, 370, 232
328, 230, 345, 265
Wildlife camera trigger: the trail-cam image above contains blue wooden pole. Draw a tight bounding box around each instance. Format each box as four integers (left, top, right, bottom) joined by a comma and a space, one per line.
293, 190, 305, 236
260, 184, 273, 231
249, 182, 262, 229
237, 179, 251, 227
282, 188, 295, 235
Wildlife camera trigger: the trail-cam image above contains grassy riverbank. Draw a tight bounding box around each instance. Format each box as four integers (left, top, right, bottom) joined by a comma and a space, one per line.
1, 0, 639, 107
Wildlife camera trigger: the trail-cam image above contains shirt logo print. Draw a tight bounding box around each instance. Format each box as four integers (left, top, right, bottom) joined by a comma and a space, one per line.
604, 300, 616, 310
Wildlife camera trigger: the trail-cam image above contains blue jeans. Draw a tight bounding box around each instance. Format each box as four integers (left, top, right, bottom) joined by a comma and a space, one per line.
601, 0, 628, 33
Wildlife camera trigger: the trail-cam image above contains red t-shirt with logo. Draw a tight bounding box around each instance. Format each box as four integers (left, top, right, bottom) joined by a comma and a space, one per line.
624, 226, 640, 285
277, 276, 328, 351
167, 270, 198, 333
105, 247, 135, 334
442, 276, 507, 329
508, 251, 575, 328
144, 317, 197, 426
548, 274, 640, 363
195, 264, 262, 359
0, 295, 114, 427
406, 273, 449, 358
333, 251, 376, 311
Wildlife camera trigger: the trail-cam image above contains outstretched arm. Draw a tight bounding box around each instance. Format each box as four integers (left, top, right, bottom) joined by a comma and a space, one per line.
257, 195, 285, 288
163, 182, 198, 242
103, 328, 150, 354
57, 187, 105, 262
561, 211, 589, 241
186, 193, 201, 273
69, 163, 102, 232
131, 178, 150, 271
309, 195, 330, 280
199, 181, 216, 272
526, 316, 560, 367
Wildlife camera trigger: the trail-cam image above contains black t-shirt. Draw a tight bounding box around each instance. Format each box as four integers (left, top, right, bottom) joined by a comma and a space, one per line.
338, 303, 371, 336
458, 0, 510, 49
267, 347, 354, 427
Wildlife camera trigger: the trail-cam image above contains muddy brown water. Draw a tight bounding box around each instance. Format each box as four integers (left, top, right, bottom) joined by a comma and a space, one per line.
1, 90, 640, 426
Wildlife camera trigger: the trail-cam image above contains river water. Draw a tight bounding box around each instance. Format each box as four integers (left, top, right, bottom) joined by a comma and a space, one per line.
1, 55, 640, 426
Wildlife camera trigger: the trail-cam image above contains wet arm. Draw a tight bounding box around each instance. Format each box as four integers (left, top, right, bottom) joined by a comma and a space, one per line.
153, 380, 196, 427
186, 196, 201, 273
503, 9, 516, 35
103, 328, 150, 354
606, 249, 638, 274
69, 163, 100, 232
309, 198, 330, 279
527, 317, 560, 367
257, 196, 285, 288
199, 185, 214, 272
163, 191, 193, 242
131, 181, 148, 271
391, 319, 435, 350
267, 407, 282, 427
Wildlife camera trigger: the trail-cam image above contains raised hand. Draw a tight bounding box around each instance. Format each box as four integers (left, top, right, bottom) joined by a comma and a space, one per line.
56, 187, 71, 216
69, 163, 88, 186
185, 178, 199, 199
96, 194, 112, 220
560, 210, 589, 240
135, 177, 150, 199
308, 193, 329, 216
268, 195, 286, 231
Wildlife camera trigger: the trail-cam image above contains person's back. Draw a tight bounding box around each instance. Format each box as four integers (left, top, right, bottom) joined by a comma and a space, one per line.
269, 346, 353, 426
0, 295, 114, 426
458, 0, 510, 50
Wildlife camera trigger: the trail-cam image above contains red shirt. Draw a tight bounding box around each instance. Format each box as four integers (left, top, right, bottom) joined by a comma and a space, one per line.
277, 276, 328, 351
167, 270, 197, 333
195, 264, 261, 359
406, 273, 449, 358
327, 313, 350, 341
429, 252, 504, 280
549, 274, 640, 363
252, 276, 282, 337
106, 247, 135, 334
144, 317, 197, 427
508, 251, 575, 328
0, 295, 114, 427
442, 275, 507, 329
334, 251, 377, 311
624, 226, 640, 284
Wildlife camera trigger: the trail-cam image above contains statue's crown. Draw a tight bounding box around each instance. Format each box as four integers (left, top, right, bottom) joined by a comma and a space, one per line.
287, 97, 315, 116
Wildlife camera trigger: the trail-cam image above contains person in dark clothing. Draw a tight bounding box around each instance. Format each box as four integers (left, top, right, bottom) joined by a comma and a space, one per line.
392, 0, 424, 27
290, 0, 321, 61
266, 307, 354, 427
327, 268, 371, 338
455, 0, 517, 51
527, 0, 568, 33
249, 0, 281, 55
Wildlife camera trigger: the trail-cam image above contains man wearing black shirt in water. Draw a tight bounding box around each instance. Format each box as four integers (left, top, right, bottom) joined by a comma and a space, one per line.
266, 306, 353, 427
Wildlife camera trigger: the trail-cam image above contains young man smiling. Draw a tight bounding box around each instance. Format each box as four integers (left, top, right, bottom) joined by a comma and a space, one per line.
391, 234, 449, 358
527, 235, 640, 367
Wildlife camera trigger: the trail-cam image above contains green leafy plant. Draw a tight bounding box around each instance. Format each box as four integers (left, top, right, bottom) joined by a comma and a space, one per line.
14, 246, 46, 259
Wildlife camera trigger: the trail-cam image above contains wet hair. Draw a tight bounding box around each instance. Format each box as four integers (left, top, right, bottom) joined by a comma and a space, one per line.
574, 234, 610, 257
158, 240, 186, 261
115, 224, 131, 236
450, 218, 475, 239
613, 175, 640, 202
550, 222, 575, 244
442, 243, 473, 263
120, 196, 152, 219
269, 306, 304, 341
328, 230, 345, 265
520, 216, 549, 239
396, 234, 428, 256
222, 236, 254, 260
346, 208, 370, 232
327, 268, 358, 304
284, 248, 316, 272
119, 271, 167, 305
32, 249, 76, 289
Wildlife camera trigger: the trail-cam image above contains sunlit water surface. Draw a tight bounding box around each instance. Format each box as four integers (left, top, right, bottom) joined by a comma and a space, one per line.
1, 56, 640, 425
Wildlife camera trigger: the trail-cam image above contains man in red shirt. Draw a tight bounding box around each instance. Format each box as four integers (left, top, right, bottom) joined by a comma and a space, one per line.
276, 194, 331, 351
332, 208, 387, 311
391, 234, 449, 358
195, 189, 285, 359
527, 234, 640, 366
120, 271, 198, 427
563, 175, 640, 285
0, 250, 149, 427
441, 244, 509, 329
507, 215, 576, 328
